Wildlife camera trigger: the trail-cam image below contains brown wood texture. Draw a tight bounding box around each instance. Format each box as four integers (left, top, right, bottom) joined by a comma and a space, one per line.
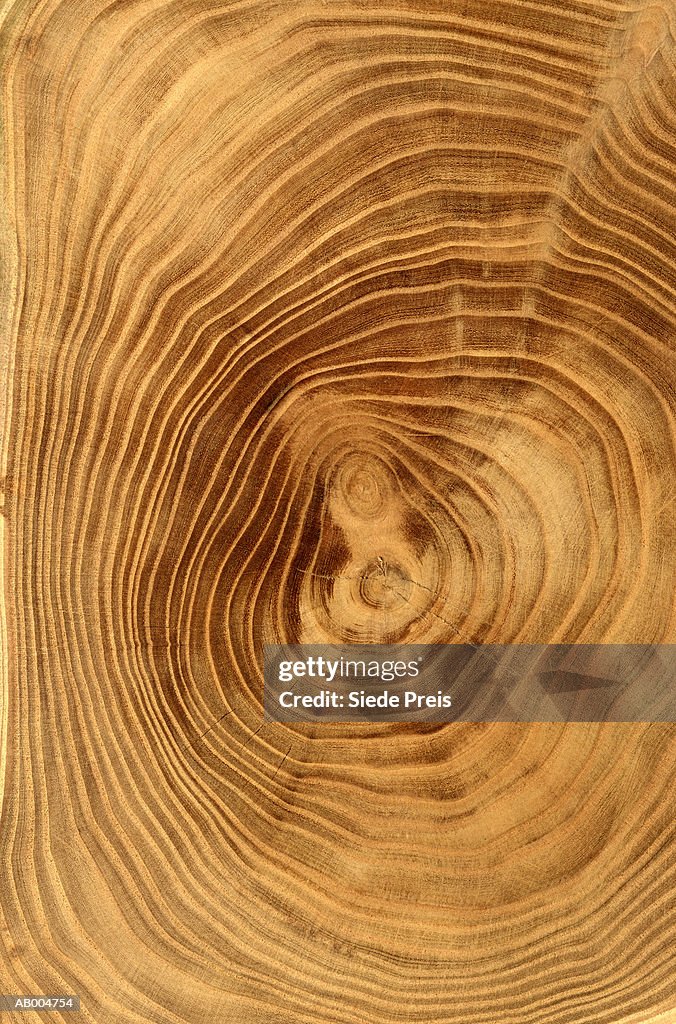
1, 1, 675, 1022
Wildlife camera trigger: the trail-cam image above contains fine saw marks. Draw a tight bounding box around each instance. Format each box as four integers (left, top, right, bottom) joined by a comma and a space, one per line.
1, 1, 675, 1022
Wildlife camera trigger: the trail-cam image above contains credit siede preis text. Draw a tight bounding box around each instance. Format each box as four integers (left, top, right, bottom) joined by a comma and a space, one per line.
276, 655, 452, 709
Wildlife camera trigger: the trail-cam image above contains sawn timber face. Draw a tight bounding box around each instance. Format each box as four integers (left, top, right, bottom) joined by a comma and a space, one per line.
1, 1, 675, 1022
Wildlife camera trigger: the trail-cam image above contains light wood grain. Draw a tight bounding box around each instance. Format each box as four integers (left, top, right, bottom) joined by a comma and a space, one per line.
1, 1, 675, 1022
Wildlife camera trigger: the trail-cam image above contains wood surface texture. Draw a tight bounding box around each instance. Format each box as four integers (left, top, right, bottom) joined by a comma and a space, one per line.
1, 0, 675, 1021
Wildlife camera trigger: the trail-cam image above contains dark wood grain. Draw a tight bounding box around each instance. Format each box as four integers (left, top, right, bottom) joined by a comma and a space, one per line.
1, 1, 675, 1021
